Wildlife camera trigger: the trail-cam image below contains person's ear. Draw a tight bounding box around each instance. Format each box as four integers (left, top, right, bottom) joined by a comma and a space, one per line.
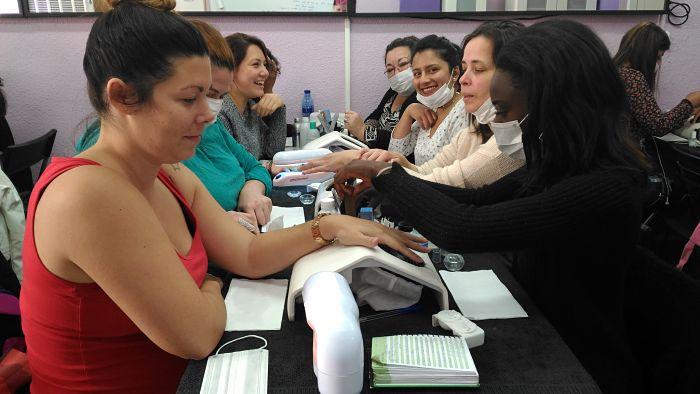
451, 66, 460, 81
105, 78, 140, 115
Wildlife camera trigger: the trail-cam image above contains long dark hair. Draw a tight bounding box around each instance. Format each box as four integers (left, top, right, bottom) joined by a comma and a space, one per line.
613, 21, 670, 92
462, 20, 525, 141
412, 35, 461, 77
83, 0, 208, 115
225, 33, 270, 71
496, 19, 646, 189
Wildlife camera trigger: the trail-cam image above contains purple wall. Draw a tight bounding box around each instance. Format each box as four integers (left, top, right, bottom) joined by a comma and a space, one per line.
0, 8, 698, 157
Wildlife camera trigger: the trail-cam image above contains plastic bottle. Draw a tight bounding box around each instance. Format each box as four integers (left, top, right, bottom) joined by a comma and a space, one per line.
689, 130, 700, 148
292, 117, 302, 148
298, 117, 310, 147
307, 121, 320, 142
358, 207, 374, 221
319, 197, 340, 215
302, 90, 314, 118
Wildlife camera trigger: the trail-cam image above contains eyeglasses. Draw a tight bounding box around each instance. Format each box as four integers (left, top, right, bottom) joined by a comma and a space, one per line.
384, 61, 411, 77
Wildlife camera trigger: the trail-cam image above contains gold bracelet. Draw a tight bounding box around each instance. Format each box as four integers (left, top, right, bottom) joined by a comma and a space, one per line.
311, 212, 335, 245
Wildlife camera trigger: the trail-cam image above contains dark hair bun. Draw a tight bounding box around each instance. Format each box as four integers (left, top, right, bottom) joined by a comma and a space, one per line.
107, 0, 176, 11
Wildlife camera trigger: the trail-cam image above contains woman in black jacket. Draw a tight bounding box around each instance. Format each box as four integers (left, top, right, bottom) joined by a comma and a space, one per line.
344, 36, 419, 149
335, 20, 648, 393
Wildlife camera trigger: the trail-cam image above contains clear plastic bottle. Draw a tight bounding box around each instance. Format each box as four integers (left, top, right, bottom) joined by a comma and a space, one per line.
307, 121, 320, 142
298, 117, 310, 147
301, 90, 314, 118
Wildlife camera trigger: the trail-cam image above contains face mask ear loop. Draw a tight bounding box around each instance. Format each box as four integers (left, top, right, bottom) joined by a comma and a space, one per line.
215, 335, 268, 355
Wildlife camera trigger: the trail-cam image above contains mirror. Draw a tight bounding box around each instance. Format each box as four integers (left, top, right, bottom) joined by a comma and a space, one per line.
19, 0, 667, 15
1, 0, 21, 15
354, 0, 667, 13
25, 0, 348, 14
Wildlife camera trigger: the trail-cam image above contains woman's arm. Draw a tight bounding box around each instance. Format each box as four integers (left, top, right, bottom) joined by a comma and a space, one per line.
388, 122, 419, 157
170, 166, 427, 278
260, 99, 287, 159
414, 127, 479, 176
371, 165, 638, 253
224, 128, 272, 195
622, 68, 693, 136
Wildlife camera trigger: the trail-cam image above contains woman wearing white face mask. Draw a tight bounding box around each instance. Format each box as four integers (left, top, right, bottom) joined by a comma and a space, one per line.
75, 20, 272, 230
303, 22, 525, 188
386, 35, 469, 166
344, 36, 419, 149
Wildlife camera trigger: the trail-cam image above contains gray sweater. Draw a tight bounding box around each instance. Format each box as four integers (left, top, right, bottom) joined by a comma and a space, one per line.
218, 95, 286, 160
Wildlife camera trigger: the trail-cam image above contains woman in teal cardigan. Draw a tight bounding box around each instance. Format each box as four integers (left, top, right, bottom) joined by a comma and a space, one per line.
76, 119, 272, 230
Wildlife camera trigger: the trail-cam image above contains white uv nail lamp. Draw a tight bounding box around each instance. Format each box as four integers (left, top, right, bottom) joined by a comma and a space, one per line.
287, 244, 449, 321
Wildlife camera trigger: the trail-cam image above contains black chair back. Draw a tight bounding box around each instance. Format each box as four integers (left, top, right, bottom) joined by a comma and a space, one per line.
675, 159, 700, 222
286, 123, 297, 147
625, 246, 700, 392
0, 116, 15, 152
0, 129, 57, 200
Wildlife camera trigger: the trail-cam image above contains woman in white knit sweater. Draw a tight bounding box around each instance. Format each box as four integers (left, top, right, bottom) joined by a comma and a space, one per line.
303, 21, 526, 188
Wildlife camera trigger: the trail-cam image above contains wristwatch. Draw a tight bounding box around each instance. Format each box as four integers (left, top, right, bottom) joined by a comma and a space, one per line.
311, 212, 335, 245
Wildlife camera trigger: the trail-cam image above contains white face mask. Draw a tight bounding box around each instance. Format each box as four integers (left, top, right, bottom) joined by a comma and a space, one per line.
416, 72, 457, 110
490, 113, 529, 159
388, 68, 415, 96
206, 97, 224, 124
473, 98, 496, 125
200, 335, 268, 394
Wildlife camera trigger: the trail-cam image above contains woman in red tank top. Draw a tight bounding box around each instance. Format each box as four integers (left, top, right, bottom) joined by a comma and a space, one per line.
20, 2, 427, 391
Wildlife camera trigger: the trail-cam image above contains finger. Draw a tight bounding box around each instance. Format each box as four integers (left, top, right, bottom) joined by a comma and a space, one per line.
299, 160, 317, 171
254, 206, 266, 226
365, 151, 378, 161
263, 202, 271, 224
404, 232, 429, 245
428, 112, 438, 124
349, 181, 372, 198
333, 182, 354, 199
373, 152, 387, 162
418, 115, 431, 129
380, 236, 424, 264
303, 165, 330, 174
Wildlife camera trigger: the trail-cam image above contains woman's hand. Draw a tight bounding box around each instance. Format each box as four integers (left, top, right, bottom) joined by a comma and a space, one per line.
344, 111, 365, 140
300, 149, 363, 174
360, 148, 408, 166
237, 181, 272, 226
320, 214, 429, 264
692, 107, 700, 123
333, 159, 391, 199
252, 93, 284, 117
405, 103, 437, 129
226, 211, 260, 234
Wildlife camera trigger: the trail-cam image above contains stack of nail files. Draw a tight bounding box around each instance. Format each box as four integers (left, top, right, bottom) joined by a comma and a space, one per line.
370, 335, 479, 388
